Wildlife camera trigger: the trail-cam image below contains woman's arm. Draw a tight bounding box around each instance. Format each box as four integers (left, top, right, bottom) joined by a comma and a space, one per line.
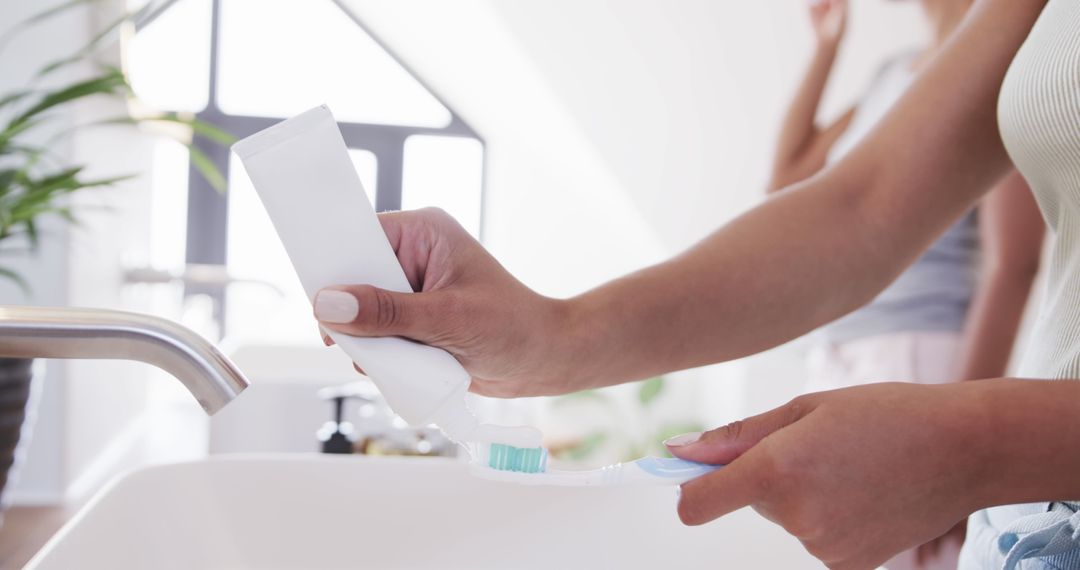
668, 378, 1080, 568
767, 0, 856, 193
559, 0, 1045, 389
317, 0, 1049, 397
954, 171, 1045, 380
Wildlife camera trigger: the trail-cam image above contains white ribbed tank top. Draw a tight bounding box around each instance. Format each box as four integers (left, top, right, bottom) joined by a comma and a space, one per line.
960, 2, 1080, 567
998, 0, 1080, 381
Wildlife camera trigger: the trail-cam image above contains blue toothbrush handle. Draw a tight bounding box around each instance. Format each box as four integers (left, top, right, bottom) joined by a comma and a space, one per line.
631, 456, 724, 484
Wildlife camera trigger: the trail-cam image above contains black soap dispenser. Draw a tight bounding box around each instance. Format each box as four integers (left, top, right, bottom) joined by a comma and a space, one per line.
317, 391, 356, 454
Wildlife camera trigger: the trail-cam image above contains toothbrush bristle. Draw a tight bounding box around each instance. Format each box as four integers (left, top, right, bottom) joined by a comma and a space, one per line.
487, 443, 548, 473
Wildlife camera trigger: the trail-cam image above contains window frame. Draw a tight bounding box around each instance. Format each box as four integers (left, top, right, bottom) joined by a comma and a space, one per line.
134, 0, 486, 330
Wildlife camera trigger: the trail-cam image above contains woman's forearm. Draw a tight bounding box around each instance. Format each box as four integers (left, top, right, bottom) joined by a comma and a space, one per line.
955, 172, 1045, 381
956, 271, 1039, 380
563, 169, 952, 387
969, 379, 1080, 509
768, 45, 841, 193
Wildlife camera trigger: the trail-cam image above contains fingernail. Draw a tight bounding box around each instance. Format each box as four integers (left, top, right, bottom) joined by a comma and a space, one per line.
664, 432, 703, 447
314, 290, 359, 324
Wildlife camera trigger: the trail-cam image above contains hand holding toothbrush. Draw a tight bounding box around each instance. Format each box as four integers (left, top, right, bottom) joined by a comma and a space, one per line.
665, 380, 1080, 570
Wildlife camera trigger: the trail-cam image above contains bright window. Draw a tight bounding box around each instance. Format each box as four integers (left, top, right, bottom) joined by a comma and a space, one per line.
402, 136, 484, 238
224, 151, 378, 343
128, 0, 212, 113
126, 0, 484, 343
217, 0, 451, 127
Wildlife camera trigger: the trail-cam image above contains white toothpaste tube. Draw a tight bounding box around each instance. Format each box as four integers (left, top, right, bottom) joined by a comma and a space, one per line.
232, 105, 539, 449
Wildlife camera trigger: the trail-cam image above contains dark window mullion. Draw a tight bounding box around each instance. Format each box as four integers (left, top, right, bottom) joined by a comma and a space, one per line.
183, 0, 230, 329
184, 110, 230, 269
168, 0, 483, 335
374, 142, 404, 212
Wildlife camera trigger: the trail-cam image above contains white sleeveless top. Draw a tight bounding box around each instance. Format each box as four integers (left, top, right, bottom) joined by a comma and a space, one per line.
961, 0, 1080, 568
1000, 0, 1080, 382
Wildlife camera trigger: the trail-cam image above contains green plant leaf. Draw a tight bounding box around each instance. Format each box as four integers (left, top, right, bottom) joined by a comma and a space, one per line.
36, 15, 127, 78
0, 117, 47, 151
0, 204, 12, 236
54, 207, 78, 225
23, 166, 83, 195
187, 118, 237, 146
7, 70, 129, 131
0, 266, 31, 297
0, 90, 35, 113
187, 145, 227, 192
35, 0, 164, 77
9, 0, 103, 30
0, 1, 235, 298
23, 219, 39, 248
638, 377, 665, 407
95, 114, 238, 147
4, 144, 59, 172
0, 166, 130, 248
0, 170, 16, 193
154, 113, 237, 146
14, 172, 132, 209
0, 0, 104, 54
41, 114, 230, 193
8, 1, 148, 79
2, 143, 44, 157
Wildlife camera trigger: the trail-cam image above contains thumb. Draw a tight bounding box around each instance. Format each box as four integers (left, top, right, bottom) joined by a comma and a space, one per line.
666, 398, 810, 465
314, 285, 448, 342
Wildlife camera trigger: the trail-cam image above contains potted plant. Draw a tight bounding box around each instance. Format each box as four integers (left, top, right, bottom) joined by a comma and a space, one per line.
0, 2, 230, 509
544, 377, 706, 467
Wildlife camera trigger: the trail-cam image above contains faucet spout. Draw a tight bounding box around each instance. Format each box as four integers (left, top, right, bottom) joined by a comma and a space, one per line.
0, 306, 249, 415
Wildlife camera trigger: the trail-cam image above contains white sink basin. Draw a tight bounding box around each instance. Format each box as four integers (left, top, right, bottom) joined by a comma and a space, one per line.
28, 455, 821, 569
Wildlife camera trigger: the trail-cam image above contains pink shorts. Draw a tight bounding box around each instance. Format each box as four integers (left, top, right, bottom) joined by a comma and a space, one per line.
807, 331, 963, 392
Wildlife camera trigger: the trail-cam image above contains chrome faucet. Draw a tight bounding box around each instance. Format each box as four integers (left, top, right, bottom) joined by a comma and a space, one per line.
0, 306, 249, 414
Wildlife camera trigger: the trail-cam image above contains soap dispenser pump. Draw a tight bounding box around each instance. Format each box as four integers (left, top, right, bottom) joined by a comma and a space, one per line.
317, 386, 366, 454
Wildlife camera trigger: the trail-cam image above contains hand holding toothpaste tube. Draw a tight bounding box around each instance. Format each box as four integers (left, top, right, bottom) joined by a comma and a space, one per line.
314, 207, 578, 398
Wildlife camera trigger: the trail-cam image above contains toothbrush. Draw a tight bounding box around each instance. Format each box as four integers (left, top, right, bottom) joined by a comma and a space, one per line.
469, 443, 723, 486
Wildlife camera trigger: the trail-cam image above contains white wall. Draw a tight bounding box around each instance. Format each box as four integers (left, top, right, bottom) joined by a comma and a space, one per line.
488, 0, 927, 251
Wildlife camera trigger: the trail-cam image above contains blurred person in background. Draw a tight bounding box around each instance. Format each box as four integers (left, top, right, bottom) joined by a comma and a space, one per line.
767, 1, 1044, 567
